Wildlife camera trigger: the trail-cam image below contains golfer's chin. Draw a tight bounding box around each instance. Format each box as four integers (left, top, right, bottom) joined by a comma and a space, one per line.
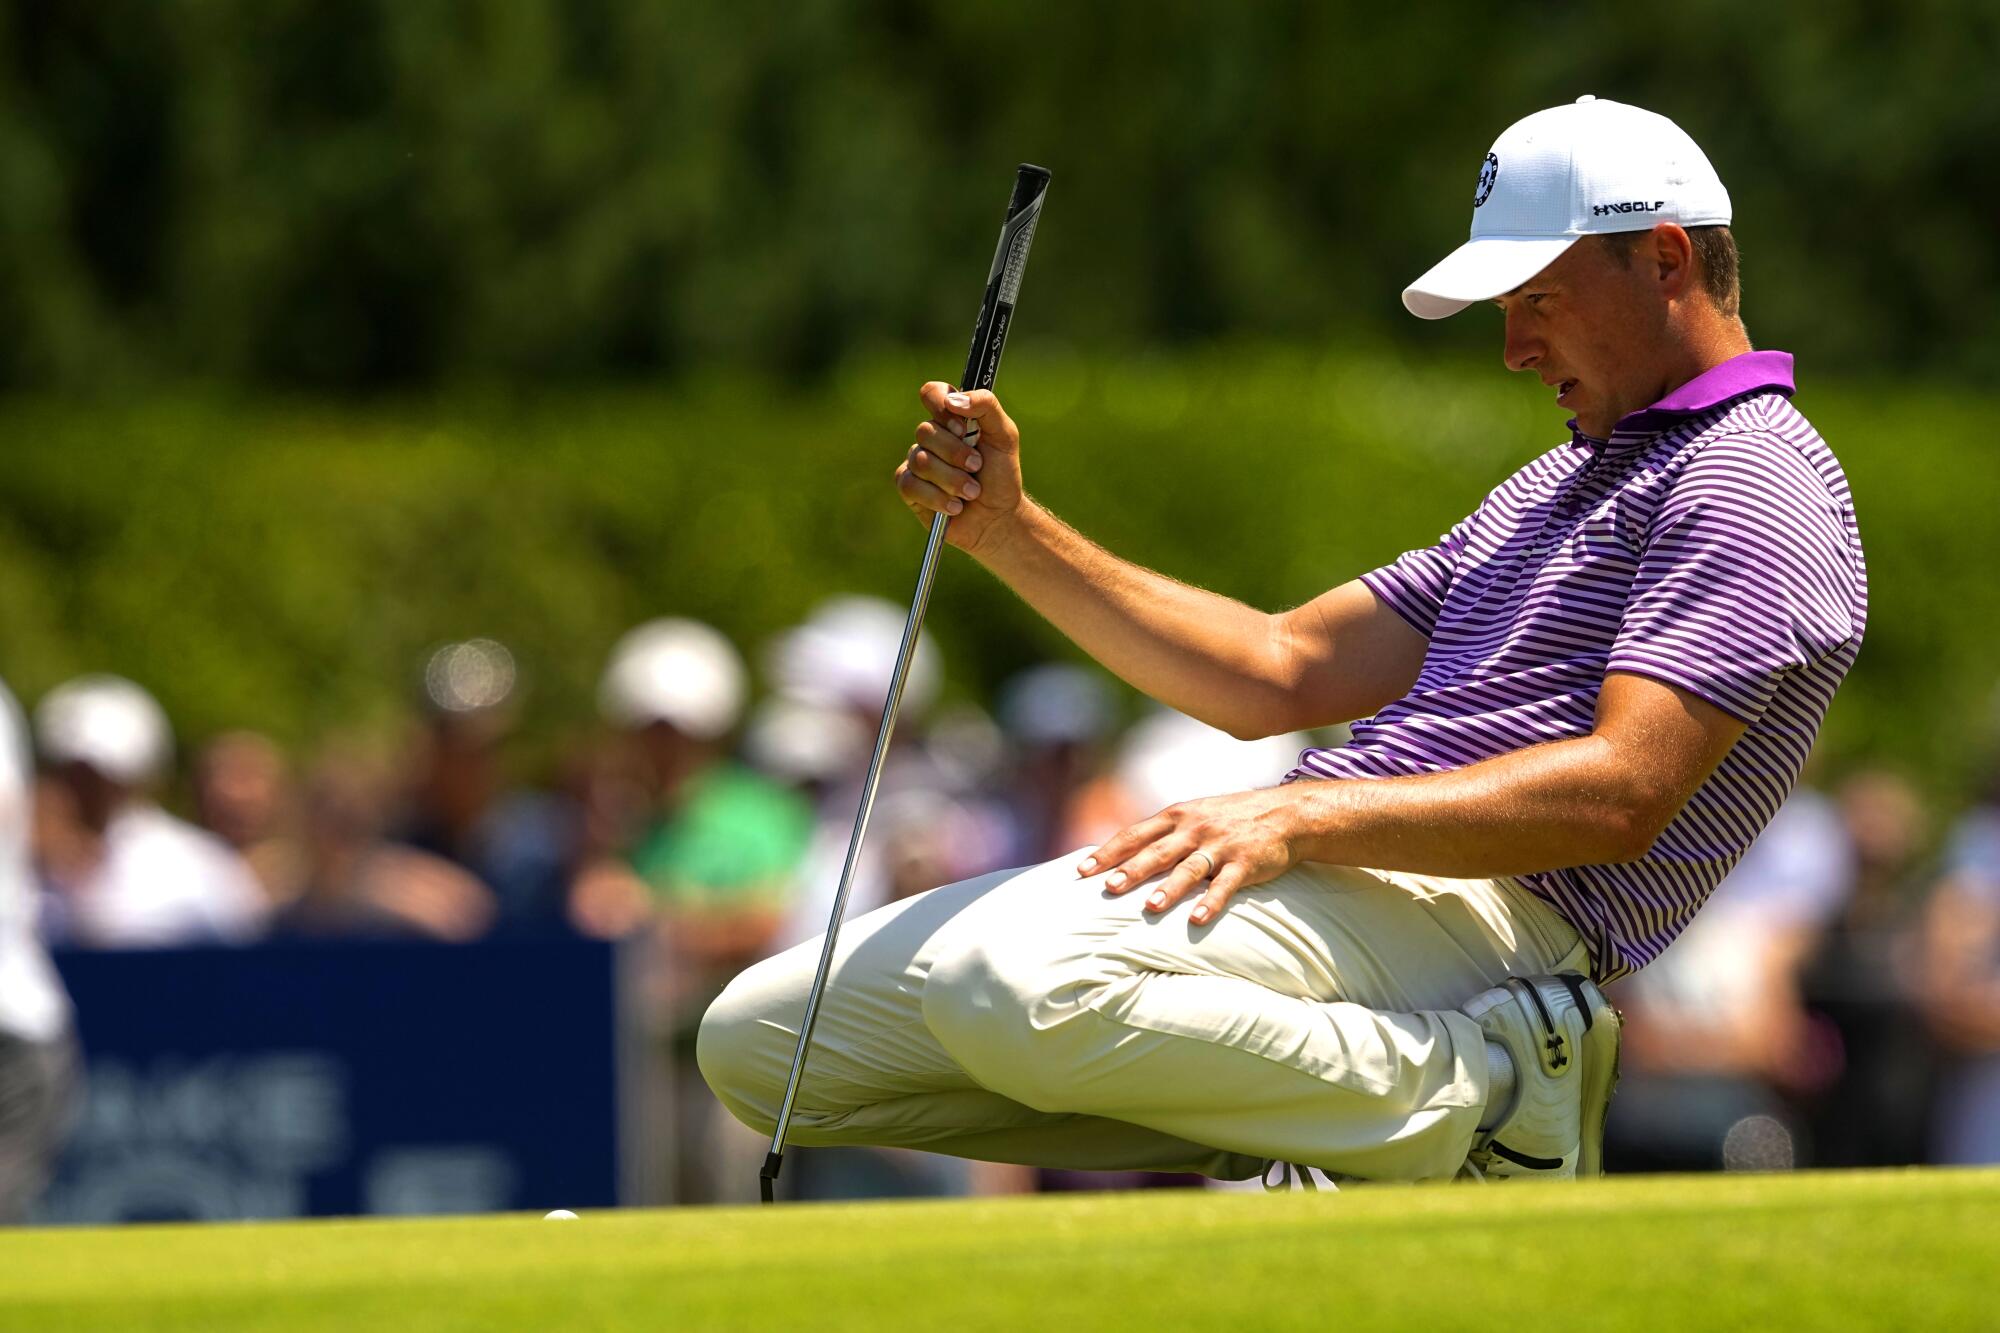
1562, 388, 1614, 441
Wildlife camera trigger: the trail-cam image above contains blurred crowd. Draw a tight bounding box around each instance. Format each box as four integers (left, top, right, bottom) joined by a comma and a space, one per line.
5, 596, 2000, 1207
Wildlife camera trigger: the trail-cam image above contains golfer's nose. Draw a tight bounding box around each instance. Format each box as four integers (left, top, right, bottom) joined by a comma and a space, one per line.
1503, 307, 1543, 374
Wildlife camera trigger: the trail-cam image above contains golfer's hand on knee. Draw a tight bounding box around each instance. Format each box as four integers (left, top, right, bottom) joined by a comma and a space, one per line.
1077, 788, 1306, 926
896, 383, 1024, 558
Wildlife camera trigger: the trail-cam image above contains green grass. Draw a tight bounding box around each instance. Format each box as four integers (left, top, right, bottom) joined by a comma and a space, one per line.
3, 1169, 1994, 1331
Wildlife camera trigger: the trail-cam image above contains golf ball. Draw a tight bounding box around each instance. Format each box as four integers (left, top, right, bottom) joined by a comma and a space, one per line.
544, 1209, 578, 1221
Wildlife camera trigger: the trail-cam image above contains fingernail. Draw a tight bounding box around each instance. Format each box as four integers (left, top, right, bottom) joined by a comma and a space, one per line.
1147, 891, 1167, 910
947, 500, 963, 514
1190, 905, 1211, 925
966, 452, 982, 472
947, 392, 970, 409
1107, 871, 1126, 889
963, 481, 981, 499
1077, 857, 1097, 875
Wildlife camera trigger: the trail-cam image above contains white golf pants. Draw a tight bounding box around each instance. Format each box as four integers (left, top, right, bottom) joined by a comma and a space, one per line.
698, 852, 1587, 1181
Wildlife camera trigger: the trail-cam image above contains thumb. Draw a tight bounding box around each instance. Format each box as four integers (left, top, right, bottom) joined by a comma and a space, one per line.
930, 385, 1019, 454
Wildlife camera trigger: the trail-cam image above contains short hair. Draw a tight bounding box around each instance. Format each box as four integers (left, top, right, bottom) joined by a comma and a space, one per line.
1597, 226, 1740, 318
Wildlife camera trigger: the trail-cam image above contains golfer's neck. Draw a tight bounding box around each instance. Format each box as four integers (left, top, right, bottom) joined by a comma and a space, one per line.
1672, 306, 1754, 381
1628, 309, 1753, 418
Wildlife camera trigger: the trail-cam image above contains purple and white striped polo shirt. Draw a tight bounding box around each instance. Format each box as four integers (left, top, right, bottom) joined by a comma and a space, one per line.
1286, 350, 1867, 982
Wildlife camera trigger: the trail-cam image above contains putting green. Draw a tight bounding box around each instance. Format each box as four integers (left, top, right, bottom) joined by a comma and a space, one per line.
3, 1169, 1993, 1331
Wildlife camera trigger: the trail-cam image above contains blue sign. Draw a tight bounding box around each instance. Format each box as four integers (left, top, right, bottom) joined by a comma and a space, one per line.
39, 938, 624, 1223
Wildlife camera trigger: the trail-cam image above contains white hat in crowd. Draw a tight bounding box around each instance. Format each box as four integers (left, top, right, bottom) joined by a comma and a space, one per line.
1114, 708, 1312, 814
598, 618, 747, 740
996, 664, 1116, 747
34, 674, 174, 786
767, 595, 940, 718
1404, 95, 1732, 319
742, 696, 868, 784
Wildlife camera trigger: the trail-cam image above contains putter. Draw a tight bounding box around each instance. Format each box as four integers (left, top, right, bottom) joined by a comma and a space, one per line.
759, 163, 1050, 1204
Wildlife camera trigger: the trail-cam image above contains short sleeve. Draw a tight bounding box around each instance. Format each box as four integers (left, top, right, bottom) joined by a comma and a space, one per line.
1361, 509, 1478, 638
1607, 432, 1859, 724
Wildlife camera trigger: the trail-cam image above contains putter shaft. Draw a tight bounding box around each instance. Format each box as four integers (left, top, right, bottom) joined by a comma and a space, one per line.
760, 165, 1048, 1204
759, 509, 952, 1202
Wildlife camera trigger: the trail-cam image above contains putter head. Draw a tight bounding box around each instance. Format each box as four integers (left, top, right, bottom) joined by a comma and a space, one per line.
759, 1150, 781, 1204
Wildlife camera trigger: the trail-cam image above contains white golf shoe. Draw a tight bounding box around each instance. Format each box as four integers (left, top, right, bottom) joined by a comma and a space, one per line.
1459, 973, 1621, 1181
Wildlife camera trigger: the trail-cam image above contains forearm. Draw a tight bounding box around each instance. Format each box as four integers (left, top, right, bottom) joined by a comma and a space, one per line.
1082, 670, 1742, 927
978, 500, 1301, 738
1284, 734, 1663, 878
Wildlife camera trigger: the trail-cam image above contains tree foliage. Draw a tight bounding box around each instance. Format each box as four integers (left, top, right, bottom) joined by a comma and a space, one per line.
0, 1, 1993, 391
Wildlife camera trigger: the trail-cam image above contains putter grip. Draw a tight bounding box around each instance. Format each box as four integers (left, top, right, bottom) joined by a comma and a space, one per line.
959, 164, 1050, 397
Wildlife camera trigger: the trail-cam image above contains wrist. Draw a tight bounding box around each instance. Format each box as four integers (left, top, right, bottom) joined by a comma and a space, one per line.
977, 495, 1049, 571
1280, 782, 1342, 865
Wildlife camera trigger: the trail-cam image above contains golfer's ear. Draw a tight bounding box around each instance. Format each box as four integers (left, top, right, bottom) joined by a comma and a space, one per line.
1649, 223, 1695, 299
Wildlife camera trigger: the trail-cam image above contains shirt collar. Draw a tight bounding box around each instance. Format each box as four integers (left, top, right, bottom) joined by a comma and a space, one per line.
1569, 350, 1796, 451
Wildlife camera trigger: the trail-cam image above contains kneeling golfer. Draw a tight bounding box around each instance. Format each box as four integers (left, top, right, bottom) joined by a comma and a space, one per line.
700, 97, 1867, 1184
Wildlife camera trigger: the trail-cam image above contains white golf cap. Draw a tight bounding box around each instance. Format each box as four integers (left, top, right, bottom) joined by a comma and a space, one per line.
34, 674, 174, 786
1403, 95, 1732, 320
598, 617, 748, 739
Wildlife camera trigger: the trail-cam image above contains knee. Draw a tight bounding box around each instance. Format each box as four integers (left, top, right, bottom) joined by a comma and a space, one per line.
923, 929, 1083, 1114
695, 961, 792, 1135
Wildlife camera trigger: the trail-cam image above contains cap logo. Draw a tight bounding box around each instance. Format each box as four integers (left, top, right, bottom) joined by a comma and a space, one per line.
1474, 153, 1499, 208
1592, 200, 1664, 216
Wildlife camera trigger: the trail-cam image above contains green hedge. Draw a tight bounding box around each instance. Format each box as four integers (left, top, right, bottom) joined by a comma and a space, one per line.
1, 345, 1992, 798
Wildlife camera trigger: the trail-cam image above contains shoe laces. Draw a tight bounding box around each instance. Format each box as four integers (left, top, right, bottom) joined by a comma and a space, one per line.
1517, 977, 1572, 1073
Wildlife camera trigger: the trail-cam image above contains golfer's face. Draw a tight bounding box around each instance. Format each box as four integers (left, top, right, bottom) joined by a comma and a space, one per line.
1494, 237, 1665, 438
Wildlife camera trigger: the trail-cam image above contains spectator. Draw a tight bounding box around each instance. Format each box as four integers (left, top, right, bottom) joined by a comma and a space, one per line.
270, 751, 496, 942
992, 663, 1120, 866
566, 617, 814, 1204
1067, 706, 1319, 850
569, 617, 813, 954
192, 731, 305, 907
1604, 788, 1852, 1172
750, 683, 1007, 928
0, 677, 76, 1223
31, 676, 266, 948
742, 695, 868, 805
1915, 771, 2000, 1164
1800, 767, 1935, 1167
754, 598, 1012, 1201
392, 640, 575, 934
745, 687, 1009, 912
764, 597, 1019, 952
